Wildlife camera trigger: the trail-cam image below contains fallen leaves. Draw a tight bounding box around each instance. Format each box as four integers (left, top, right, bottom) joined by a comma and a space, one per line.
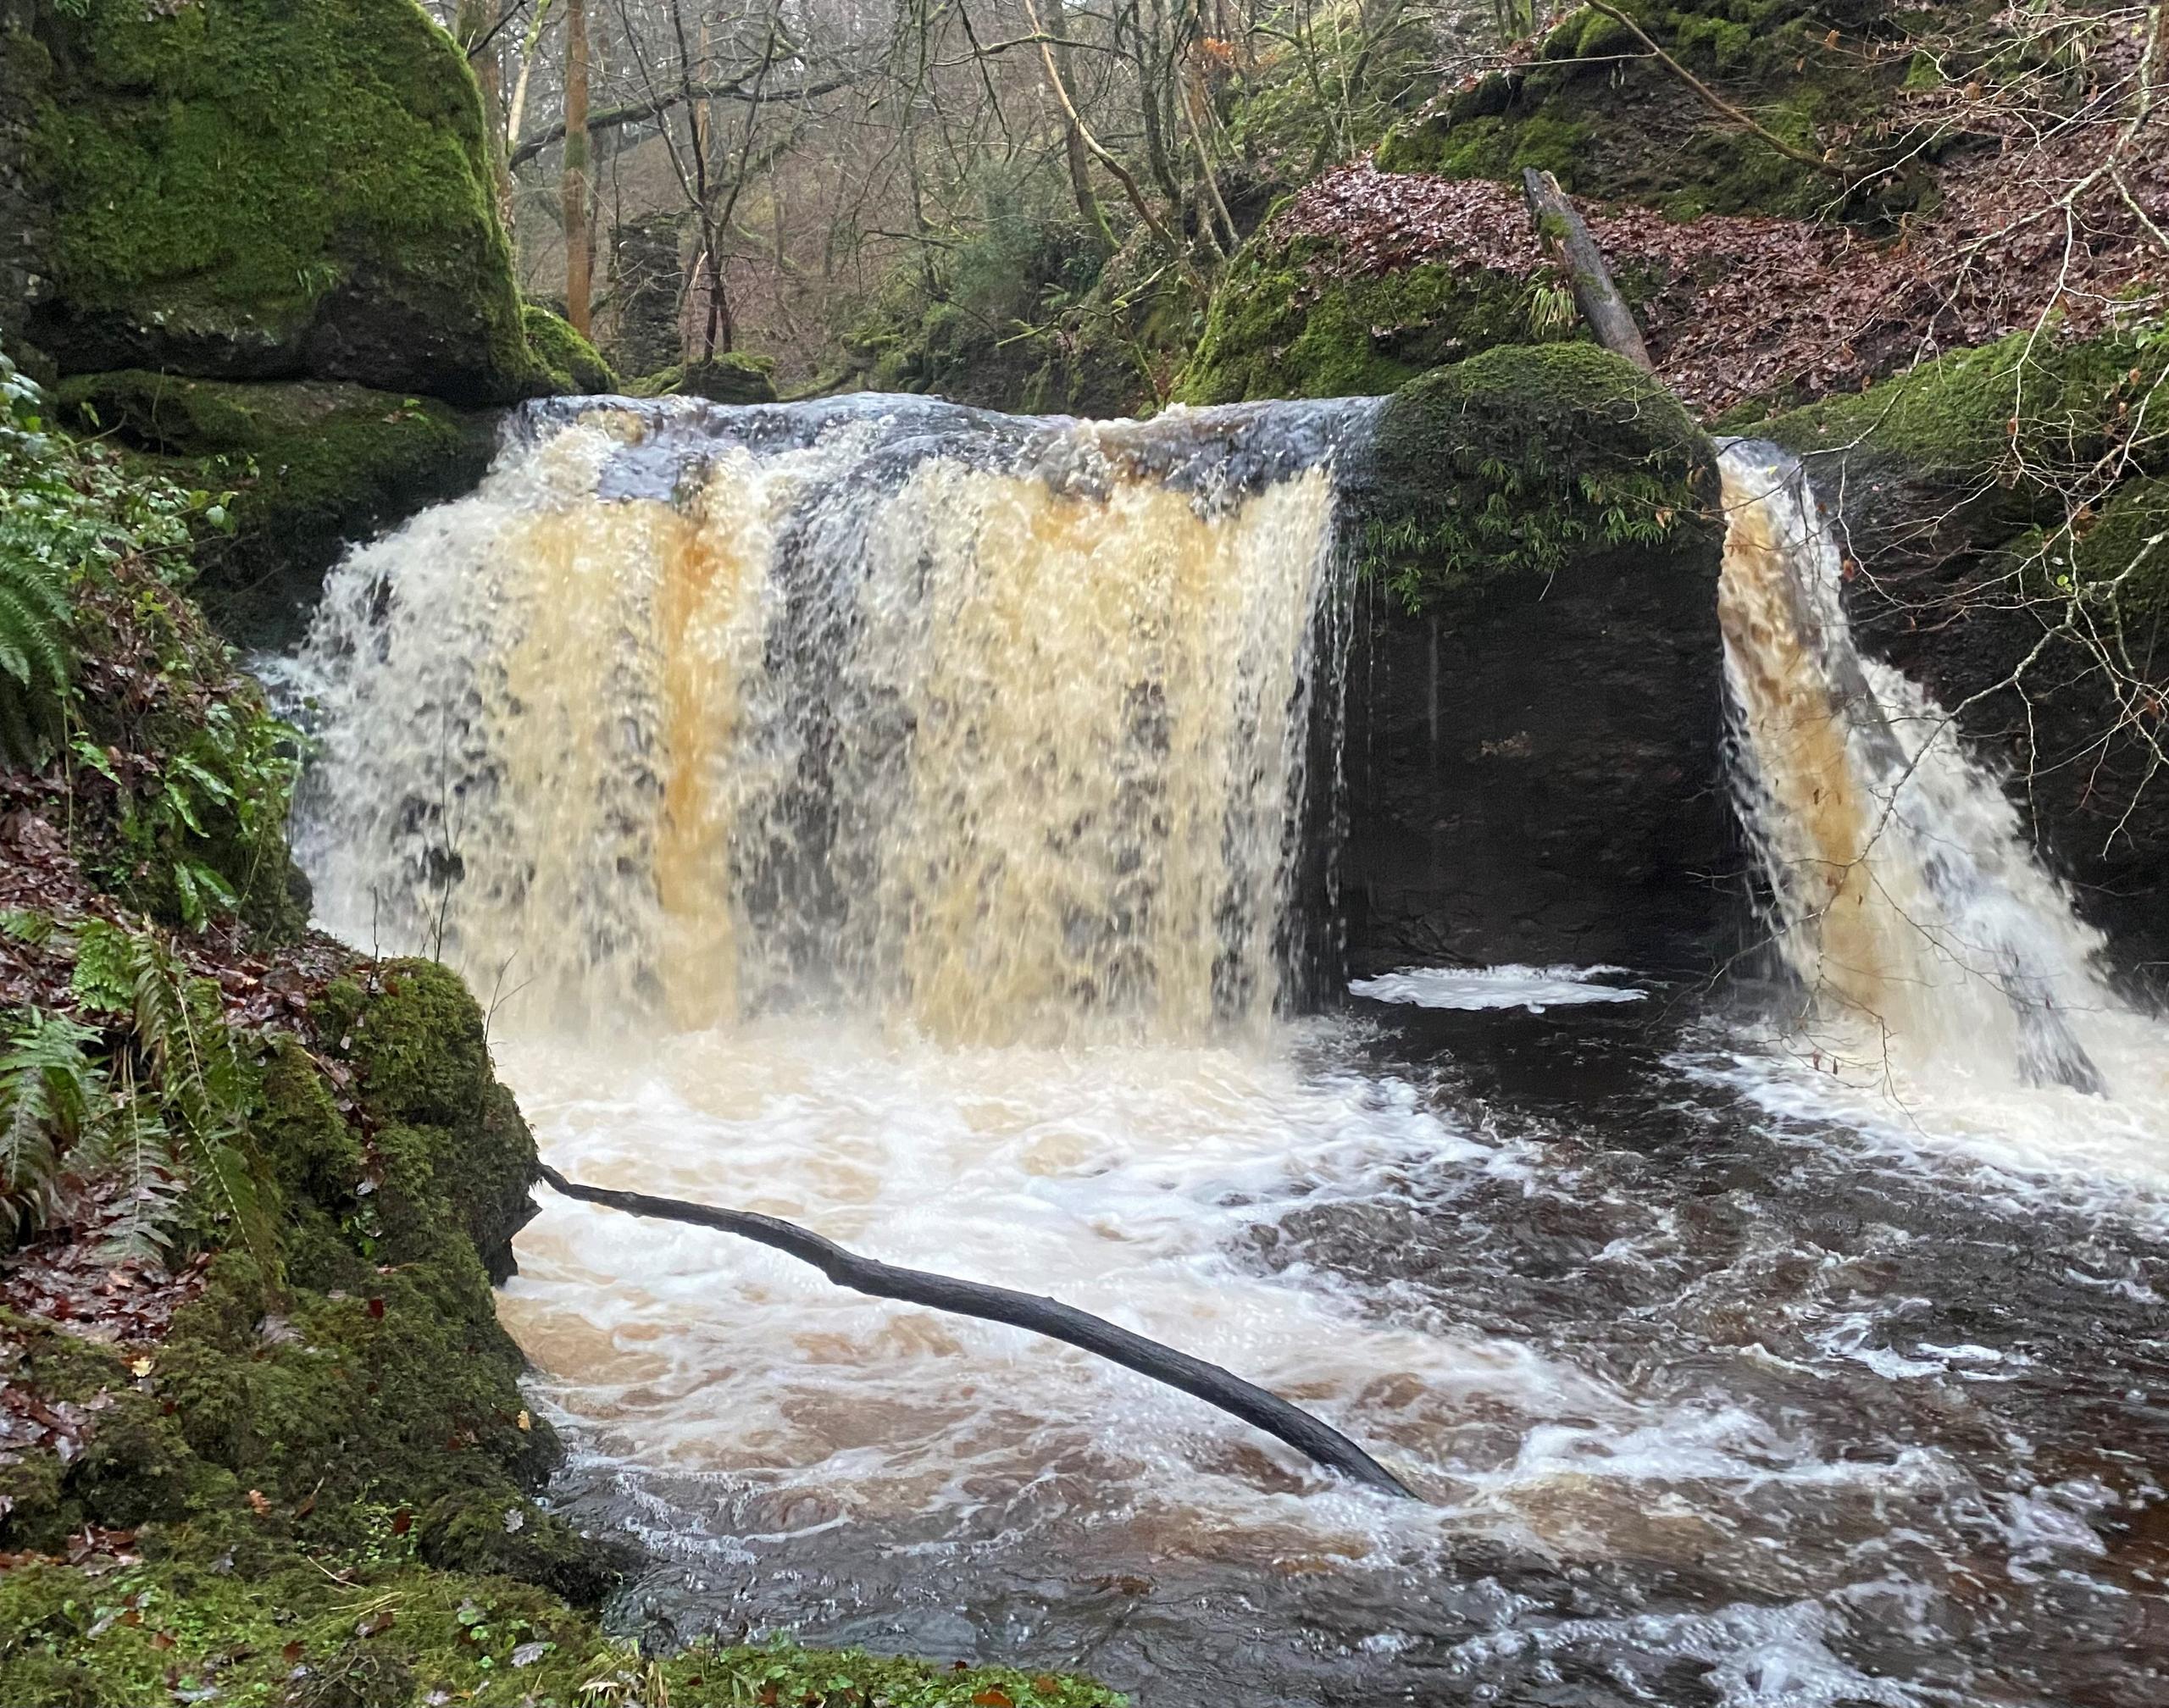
1268, 145, 2166, 419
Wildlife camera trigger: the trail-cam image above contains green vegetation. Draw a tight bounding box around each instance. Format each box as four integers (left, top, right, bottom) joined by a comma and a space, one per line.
26, 0, 537, 403
633, 352, 780, 405
55, 369, 496, 646
1758, 326, 2163, 494
843, 175, 1181, 416
0, 350, 304, 934
1375, 1, 1917, 222
524, 304, 621, 396
1358, 342, 1718, 610
0, 1553, 1124, 1708
1177, 238, 1572, 405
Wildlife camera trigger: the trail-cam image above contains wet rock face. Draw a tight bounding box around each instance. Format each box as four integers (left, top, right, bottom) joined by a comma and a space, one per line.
1761, 332, 2169, 981
1334, 345, 1736, 976
1339, 538, 1735, 977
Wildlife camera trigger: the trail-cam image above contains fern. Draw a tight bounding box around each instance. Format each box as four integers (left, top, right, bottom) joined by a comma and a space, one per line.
55, 918, 273, 1266
122, 927, 273, 1267
0, 1008, 107, 1240
0, 350, 83, 760
66, 1056, 185, 1263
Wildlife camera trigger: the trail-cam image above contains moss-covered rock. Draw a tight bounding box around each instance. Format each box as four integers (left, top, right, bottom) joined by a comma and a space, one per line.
631, 352, 780, 405
1354, 341, 1718, 611
22, 0, 541, 403
54, 369, 498, 647
318, 959, 538, 1281
1759, 327, 2158, 515
523, 303, 620, 396
1376, 1, 1917, 223
0, 1550, 1123, 1708
1340, 346, 1729, 976
1177, 231, 1567, 405
0, 962, 591, 1596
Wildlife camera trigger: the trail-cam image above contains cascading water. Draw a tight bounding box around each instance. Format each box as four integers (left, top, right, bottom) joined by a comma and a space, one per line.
1717, 441, 2140, 1101
297, 394, 1362, 1044
285, 399, 2169, 1707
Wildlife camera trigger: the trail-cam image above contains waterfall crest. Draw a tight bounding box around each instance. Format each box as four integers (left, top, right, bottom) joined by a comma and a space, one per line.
1717, 441, 2112, 1093
293, 394, 1372, 1045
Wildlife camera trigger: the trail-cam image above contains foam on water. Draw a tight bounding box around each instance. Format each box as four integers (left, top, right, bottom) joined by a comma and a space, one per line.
1350, 963, 1649, 1012
280, 400, 2169, 1705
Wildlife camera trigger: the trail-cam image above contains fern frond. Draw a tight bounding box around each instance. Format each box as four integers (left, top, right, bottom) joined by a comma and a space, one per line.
0, 1007, 107, 1239
73, 1061, 185, 1264
125, 930, 272, 1267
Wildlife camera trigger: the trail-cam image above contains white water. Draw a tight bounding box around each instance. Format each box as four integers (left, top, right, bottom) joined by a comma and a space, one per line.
283, 401, 2169, 1705
1350, 964, 1648, 1012
1716, 441, 2169, 1181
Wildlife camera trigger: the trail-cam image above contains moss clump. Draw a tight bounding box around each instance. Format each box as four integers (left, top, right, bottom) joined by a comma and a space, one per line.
318, 959, 537, 1279
0, 1552, 1125, 1708
2068, 477, 2169, 613
523, 303, 621, 395
1760, 327, 2158, 489
55, 369, 496, 646
631, 352, 780, 404
1376, 2, 1916, 223
26, 0, 538, 403
1356, 342, 1718, 610
1178, 236, 1570, 405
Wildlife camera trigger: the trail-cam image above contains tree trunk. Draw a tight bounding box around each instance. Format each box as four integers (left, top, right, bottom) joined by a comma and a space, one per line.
1052, 22, 1118, 258
456, 0, 514, 229
1521, 168, 1652, 372
562, 0, 593, 336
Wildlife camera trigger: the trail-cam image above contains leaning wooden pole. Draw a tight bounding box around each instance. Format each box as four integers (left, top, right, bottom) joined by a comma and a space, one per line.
1522, 168, 1654, 373
537, 1163, 1416, 1499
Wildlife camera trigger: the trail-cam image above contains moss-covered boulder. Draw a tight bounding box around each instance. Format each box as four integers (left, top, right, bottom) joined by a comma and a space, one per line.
20, 0, 539, 404
632, 352, 780, 405
1377, 0, 1917, 222
1354, 341, 1717, 609
55, 369, 497, 646
524, 303, 620, 396
1341, 344, 1729, 973
0, 960, 621, 1609
1177, 227, 1557, 405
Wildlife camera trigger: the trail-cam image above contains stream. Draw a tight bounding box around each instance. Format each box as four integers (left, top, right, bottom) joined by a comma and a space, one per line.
285, 396, 2169, 1707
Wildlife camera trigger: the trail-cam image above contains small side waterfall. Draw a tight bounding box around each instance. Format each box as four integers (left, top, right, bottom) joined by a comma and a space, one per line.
293, 394, 1372, 1045
1717, 441, 2111, 1093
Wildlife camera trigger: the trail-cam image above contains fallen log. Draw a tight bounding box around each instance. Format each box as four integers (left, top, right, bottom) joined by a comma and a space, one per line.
535, 1163, 1416, 1499
1521, 168, 1655, 373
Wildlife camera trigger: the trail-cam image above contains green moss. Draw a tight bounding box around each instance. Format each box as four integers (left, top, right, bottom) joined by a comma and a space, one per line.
1375, 3, 1912, 222
27, 0, 537, 403
317, 959, 537, 1280
1356, 341, 1718, 611
1177, 239, 1567, 405
0, 1550, 1124, 1708
630, 352, 779, 404
55, 369, 496, 646
523, 303, 620, 395
2070, 478, 2169, 612
1761, 327, 2156, 484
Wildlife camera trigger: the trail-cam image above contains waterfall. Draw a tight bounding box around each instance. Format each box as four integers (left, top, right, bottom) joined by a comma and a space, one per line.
1717, 441, 2113, 1094
292, 393, 1373, 1045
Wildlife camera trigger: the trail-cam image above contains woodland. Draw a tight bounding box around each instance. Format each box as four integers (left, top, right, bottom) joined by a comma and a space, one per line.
0, 0, 2166, 1704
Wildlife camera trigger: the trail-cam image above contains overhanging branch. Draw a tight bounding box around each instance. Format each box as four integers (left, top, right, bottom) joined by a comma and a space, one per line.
509, 69, 863, 169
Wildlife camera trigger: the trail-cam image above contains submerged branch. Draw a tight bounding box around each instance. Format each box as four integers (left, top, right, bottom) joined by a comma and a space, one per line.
536, 1163, 1417, 1499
